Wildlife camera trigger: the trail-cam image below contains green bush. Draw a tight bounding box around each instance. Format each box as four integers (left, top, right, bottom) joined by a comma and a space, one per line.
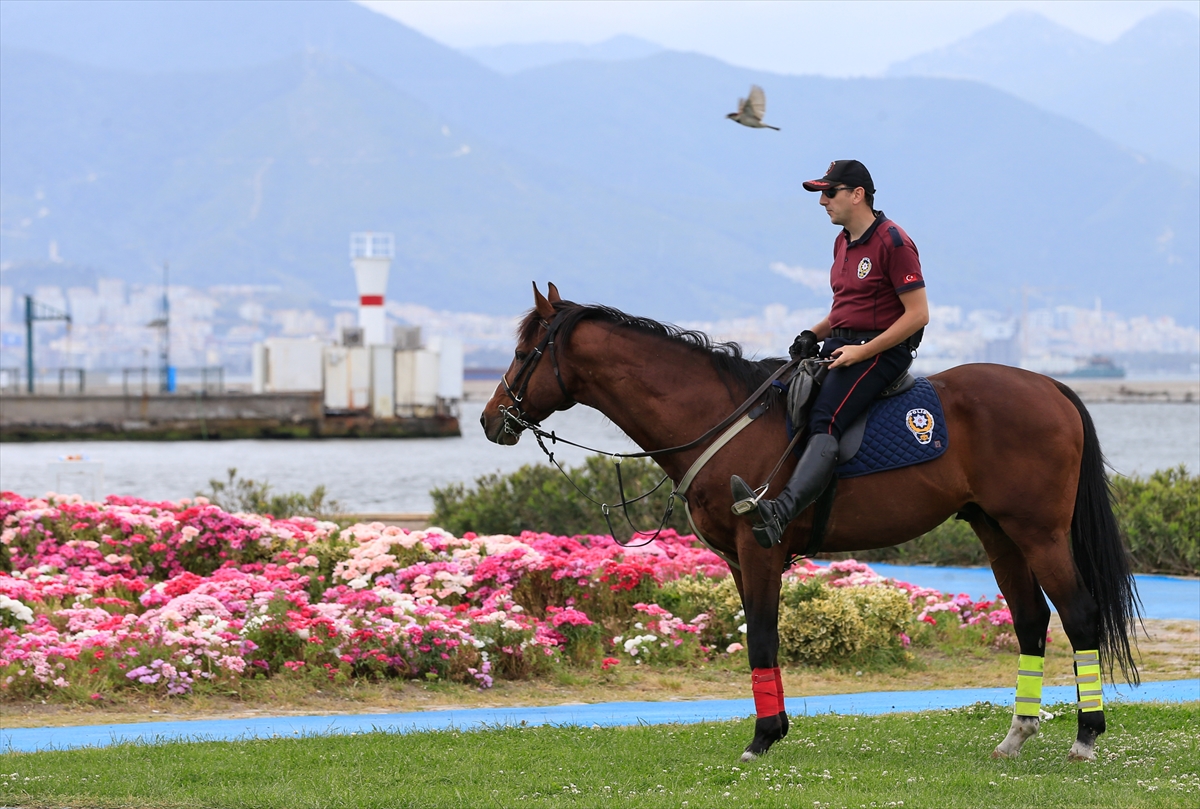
430, 456, 689, 538
776, 578, 913, 667
1111, 466, 1199, 576
198, 468, 341, 521
430, 457, 1198, 576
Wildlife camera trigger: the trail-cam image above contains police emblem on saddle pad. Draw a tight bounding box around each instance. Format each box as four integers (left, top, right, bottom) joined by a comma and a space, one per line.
836, 378, 949, 478
905, 408, 935, 444
857, 258, 872, 279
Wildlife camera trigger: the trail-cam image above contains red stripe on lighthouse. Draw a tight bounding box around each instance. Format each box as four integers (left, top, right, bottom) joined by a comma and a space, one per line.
360, 295, 384, 306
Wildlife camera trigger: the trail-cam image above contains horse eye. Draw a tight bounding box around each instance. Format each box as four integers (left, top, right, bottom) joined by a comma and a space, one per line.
515, 351, 528, 362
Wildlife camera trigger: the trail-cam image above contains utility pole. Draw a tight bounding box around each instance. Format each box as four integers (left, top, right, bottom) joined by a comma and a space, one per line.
23, 295, 72, 394
161, 261, 170, 392
147, 261, 172, 392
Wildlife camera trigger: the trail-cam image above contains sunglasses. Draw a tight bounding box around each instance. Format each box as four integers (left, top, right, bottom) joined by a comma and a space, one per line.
821, 186, 856, 198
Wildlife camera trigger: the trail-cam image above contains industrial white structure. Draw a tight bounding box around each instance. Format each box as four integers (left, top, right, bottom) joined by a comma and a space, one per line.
251, 232, 463, 419
351, 232, 393, 347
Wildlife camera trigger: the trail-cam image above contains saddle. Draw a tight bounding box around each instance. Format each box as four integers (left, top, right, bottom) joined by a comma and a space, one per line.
785, 357, 915, 464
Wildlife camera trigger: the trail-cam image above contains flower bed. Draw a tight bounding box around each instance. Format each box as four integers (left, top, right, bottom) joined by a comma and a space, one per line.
0, 492, 1014, 702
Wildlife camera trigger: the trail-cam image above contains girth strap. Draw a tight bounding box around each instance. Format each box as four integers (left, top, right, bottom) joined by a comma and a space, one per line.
676, 412, 760, 571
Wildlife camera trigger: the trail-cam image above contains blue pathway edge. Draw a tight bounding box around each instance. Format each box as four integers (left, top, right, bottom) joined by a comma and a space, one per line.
4, 679, 1197, 753
855, 563, 1200, 621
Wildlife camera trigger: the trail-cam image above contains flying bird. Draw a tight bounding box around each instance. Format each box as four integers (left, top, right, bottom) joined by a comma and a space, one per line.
727, 85, 779, 130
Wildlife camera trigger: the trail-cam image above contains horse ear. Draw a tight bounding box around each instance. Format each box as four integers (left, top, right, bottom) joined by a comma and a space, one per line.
547, 282, 562, 303
532, 282, 554, 319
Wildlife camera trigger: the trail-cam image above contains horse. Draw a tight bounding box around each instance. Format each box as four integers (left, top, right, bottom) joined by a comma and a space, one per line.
481, 283, 1140, 763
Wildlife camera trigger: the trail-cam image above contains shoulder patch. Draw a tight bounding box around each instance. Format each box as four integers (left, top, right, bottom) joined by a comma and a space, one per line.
887, 226, 903, 248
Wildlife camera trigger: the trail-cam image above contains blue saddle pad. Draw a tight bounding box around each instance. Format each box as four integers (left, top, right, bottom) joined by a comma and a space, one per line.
836, 377, 949, 478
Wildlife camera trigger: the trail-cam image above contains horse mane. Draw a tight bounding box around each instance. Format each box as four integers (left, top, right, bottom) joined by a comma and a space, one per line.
519, 301, 785, 395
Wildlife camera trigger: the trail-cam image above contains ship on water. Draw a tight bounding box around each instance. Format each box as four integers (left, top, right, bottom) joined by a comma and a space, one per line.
1063, 355, 1127, 379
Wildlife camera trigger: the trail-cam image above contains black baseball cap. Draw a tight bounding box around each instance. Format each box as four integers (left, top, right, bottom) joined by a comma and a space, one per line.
802, 160, 875, 194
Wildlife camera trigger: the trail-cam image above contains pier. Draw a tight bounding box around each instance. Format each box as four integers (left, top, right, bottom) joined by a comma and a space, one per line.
0, 392, 459, 441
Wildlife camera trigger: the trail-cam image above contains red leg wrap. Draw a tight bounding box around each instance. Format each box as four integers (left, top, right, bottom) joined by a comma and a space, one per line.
751, 668, 779, 718
773, 666, 785, 714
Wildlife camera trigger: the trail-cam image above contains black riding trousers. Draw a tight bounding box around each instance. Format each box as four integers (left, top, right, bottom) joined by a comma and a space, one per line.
809, 338, 914, 440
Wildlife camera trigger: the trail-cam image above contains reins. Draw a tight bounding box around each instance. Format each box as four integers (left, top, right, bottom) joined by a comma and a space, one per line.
498, 308, 803, 547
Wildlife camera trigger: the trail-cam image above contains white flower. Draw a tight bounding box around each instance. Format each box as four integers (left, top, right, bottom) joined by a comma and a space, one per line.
737, 623, 747, 634
0, 595, 34, 624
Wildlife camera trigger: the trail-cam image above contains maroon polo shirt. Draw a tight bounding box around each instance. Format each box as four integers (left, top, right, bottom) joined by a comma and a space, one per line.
828, 212, 924, 331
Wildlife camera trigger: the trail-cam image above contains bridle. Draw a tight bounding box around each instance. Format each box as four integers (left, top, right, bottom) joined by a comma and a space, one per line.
498, 310, 575, 435
495, 307, 802, 547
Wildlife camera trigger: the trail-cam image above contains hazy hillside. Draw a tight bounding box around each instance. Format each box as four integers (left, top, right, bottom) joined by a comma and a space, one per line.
0, 0, 503, 122
463, 35, 663, 74
0, 48, 817, 317
888, 10, 1200, 174
1, 0, 1197, 324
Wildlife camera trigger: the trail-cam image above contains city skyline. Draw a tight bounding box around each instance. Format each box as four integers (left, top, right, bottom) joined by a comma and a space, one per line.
2, 276, 1196, 385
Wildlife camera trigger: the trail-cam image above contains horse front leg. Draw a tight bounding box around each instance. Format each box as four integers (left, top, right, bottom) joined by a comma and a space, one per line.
731, 540, 787, 761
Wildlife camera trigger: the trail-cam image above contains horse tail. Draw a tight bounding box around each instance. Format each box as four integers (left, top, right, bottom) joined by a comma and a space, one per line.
1055, 382, 1142, 685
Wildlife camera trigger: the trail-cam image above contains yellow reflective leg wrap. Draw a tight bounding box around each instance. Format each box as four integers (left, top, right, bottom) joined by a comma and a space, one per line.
1014, 654, 1044, 717
1074, 650, 1103, 713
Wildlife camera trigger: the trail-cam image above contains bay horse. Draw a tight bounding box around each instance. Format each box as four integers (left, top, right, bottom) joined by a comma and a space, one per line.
481, 283, 1140, 763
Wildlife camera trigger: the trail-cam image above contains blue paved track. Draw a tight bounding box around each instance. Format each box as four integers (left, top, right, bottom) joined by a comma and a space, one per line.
4, 679, 1197, 753
858, 564, 1200, 621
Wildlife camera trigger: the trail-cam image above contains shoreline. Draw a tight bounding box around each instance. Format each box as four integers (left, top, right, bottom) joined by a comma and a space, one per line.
1063, 379, 1199, 403
465, 378, 1200, 404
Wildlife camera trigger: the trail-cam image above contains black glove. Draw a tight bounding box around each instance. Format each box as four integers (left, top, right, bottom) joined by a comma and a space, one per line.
789, 330, 819, 360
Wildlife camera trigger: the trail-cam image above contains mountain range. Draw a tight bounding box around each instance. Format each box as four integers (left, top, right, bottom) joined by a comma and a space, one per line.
0, 0, 1196, 324
888, 10, 1199, 175
464, 35, 664, 75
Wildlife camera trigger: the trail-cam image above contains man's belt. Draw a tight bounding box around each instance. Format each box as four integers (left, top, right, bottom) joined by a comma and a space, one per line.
830, 328, 885, 341
830, 327, 924, 350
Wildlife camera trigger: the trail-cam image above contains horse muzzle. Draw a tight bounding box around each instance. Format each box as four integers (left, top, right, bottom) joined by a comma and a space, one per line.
481, 408, 524, 445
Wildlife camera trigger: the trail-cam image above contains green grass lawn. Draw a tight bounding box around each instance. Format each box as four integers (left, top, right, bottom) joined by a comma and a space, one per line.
2, 702, 1197, 809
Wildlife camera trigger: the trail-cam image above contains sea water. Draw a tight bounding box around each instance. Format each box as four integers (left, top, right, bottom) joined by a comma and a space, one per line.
1, 401, 1197, 513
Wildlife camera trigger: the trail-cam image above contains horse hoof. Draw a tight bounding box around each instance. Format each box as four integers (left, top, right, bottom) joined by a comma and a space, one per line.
740, 750, 758, 763
992, 716, 1037, 759
1067, 741, 1096, 762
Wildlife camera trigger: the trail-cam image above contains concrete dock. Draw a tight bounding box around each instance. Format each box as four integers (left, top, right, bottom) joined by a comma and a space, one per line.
0, 392, 459, 441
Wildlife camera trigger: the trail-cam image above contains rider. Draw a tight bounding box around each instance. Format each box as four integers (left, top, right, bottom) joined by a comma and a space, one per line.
732, 159, 930, 548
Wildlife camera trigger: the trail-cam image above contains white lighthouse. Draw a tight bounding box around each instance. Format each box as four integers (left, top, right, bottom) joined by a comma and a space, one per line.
350, 232, 394, 346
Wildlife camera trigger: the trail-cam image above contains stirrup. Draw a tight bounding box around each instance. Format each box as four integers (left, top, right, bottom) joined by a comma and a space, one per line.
730, 476, 768, 516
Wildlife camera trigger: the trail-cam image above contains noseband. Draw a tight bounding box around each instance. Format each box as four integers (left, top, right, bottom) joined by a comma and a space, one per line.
499, 310, 575, 435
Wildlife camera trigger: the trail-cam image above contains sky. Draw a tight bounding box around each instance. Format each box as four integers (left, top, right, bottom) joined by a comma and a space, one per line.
361, 0, 1200, 77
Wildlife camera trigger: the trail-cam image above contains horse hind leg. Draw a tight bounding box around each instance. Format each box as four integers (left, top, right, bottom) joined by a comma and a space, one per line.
962, 506, 1052, 759
1001, 522, 1108, 762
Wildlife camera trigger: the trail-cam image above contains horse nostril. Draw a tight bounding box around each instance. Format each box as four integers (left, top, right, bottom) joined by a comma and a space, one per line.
479, 413, 487, 429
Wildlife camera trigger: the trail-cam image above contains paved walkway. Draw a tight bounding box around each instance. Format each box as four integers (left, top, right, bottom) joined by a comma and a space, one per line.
4, 679, 1197, 753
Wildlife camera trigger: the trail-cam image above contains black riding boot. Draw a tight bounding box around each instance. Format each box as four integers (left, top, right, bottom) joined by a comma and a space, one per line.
730, 433, 839, 549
